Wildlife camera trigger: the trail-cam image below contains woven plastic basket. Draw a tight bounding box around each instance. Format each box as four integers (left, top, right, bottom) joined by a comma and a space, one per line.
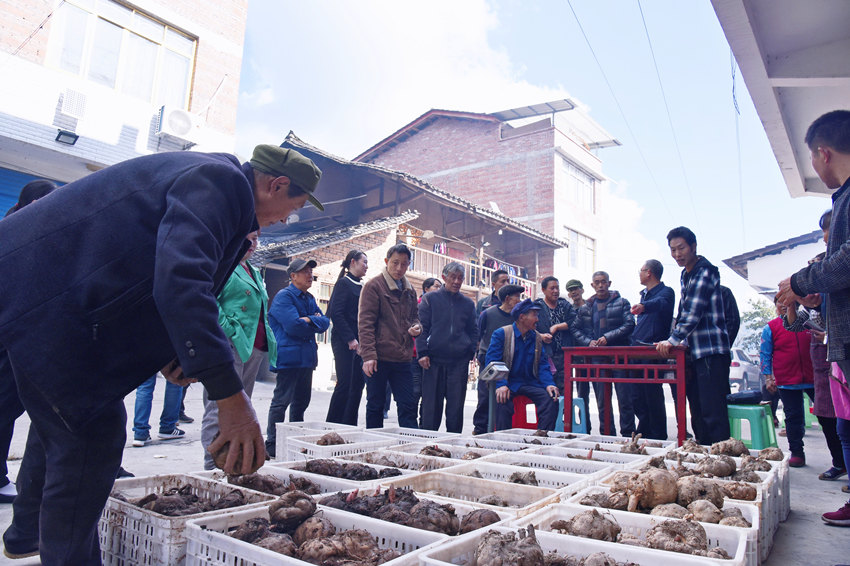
527, 444, 653, 468
273, 421, 360, 461
439, 460, 591, 496
285, 431, 397, 460
478, 450, 615, 481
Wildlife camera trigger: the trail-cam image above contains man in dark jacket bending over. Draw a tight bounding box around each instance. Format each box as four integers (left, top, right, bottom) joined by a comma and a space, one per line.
417, 262, 478, 433
487, 299, 559, 431
571, 271, 636, 436
0, 145, 323, 564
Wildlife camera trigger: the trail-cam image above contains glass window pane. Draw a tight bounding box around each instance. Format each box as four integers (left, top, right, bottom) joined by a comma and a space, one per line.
57, 4, 89, 74
97, 0, 132, 27
165, 28, 194, 57
133, 11, 164, 42
121, 33, 157, 100
87, 17, 122, 87
157, 50, 190, 108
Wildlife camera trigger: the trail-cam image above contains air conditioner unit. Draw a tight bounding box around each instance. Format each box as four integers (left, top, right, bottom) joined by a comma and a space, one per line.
155, 106, 201, 142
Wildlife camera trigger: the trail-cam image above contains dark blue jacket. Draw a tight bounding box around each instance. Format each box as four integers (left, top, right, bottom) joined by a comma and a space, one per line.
485, 323, 555, 391
632, 282, 675, 344
534, 297, 577, 358
417, 287, 478, 363
0, 151, 257, 430
269, 284, 330, 369
571, 291, 635, 346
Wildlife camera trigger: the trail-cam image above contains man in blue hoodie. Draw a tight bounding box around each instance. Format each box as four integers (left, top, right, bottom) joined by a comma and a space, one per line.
486, 299, 559, 431
657, 226, 731, 444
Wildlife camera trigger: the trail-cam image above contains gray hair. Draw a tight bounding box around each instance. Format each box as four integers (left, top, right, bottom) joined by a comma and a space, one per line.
644, 259, 663, 280
592, 270, 610, 281
443, 261, 465, 277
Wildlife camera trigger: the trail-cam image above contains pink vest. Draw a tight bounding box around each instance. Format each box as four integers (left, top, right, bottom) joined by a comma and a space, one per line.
768, 317, 814, 386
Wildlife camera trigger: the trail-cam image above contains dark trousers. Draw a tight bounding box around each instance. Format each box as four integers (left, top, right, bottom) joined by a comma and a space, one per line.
365, 361, 417, 429
576, 381, 591, 433
631, 360, 667, 440
0, 347, 25, 488
265, 367, 313, 456
3, 359, 125, 565
495, 385, 558, 431
473, 354, 490, 433
777, 387, 815, 457
411, 358, 423, 425
817, 415, 846, 470
420, 360, 469, 433
836, 417, 850, 490
327, 340, 364, 426
760, 376, 780, 422
550, 349, 565, 395
687, 353, 731, 445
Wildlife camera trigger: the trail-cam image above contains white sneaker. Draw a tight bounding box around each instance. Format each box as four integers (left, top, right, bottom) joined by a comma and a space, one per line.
132, 435, 152, 447
157, 428, 186, 440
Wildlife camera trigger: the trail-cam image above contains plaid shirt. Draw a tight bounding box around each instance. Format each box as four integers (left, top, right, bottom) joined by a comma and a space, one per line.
791, 176, 850, 360
668, 256, 730, 360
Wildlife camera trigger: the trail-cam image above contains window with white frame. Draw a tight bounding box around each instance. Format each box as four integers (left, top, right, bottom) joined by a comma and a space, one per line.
565, 228, 595, 273
50, 0, 196, 108
562, 159, 596, 214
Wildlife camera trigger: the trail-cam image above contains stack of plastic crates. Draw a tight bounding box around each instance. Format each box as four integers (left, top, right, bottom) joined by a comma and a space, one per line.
273, 421, 359, 462
284, 430, 397, 461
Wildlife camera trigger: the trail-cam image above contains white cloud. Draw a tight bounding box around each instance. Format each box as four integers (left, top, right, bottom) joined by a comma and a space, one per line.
240, 86, 275, 108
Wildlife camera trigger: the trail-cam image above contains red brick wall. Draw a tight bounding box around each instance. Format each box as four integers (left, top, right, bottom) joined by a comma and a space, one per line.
365, 117, 556, 235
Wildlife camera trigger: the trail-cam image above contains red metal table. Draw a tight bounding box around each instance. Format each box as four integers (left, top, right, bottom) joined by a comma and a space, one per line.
563, 345, 688, 446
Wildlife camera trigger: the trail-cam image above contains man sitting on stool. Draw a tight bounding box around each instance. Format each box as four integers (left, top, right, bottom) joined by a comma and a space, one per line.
486, 299, 559, 431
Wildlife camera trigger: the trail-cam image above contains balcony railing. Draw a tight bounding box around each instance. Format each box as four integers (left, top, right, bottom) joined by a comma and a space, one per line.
407, 246, 537, 298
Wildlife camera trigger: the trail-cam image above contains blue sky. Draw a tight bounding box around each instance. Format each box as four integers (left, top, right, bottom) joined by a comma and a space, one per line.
235, 0, 830, 313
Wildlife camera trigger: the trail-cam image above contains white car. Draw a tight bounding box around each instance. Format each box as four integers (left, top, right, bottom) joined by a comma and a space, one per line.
729, 348, 760, 391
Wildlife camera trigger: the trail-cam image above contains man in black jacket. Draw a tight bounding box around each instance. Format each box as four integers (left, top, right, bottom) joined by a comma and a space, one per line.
0, 145, 323, 564
571, 271, 636, 436
417, 262, 478, 432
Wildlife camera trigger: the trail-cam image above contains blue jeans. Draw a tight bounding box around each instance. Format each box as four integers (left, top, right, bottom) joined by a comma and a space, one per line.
837, 417, 850, 492
366, 361, 417, 429
777, 387, 815, 457
132, 374, 182, 439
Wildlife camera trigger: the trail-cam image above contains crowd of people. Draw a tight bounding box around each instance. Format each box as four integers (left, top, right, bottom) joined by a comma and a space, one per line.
1, 111, 849, 563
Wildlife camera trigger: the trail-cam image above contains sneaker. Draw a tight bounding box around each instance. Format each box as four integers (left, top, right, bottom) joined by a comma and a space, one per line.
132, 435, 151, 447
789, 454, 806, 468
843, 485, 850, 494
0, 481, 16, 504
819, 467, 848, 481
822, 501, 850, 526
157, 428, 185, 440
178, 411, 194, 424
116, 467, 135, 479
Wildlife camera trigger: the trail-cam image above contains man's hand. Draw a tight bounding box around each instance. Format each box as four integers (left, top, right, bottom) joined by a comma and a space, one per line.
655, 340, 673, 356
811, 330, 826, 343
776, 277, 802, 306
207, 391, 264, 475
496, 385, 510, 404
160, 358, 197, 387
362, 359, 377, 377
347, 339, 359, 351
540, 333, 553, 344
589, 339, 599, 348
546, 385, 559, 401
408, 323, 422, 337
550, 323, 567, 334
418, 356, 431, 370
800, 294, 822, 308
765, 373, 778, 394
596, 336, 608, 347
631, 304, 645, 315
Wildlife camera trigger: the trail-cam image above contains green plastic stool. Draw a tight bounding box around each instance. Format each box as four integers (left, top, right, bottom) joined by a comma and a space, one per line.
804, 396, 818, 429
728, 404, 778, 449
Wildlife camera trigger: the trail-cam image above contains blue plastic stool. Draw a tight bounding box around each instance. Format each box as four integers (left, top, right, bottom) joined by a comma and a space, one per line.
555, 397, 588, 434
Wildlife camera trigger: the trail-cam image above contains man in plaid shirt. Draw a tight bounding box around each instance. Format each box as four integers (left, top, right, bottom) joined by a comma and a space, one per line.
657, 226, 731, 444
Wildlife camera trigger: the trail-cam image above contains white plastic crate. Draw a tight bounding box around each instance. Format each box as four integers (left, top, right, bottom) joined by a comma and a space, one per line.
189, 463, 360, 495
597, 469, 772, 561
562, 439, 671, 458
284, 430, 397, 460
436, 436, 532, 452
339, 449, 464, 472
567, 485, 760, 566
100, 474, 275, 566
380, 471, 559, 517
580, 434, 677, 450
274, 421, 360, 461
284, 457, 419, 485
368, 426, 460, 442
389, 442, 501, 460
471, 431, 574, 446
512, 503, 748, 566
184, 504, 446, 566
419, 525, 723, 566
440, 460, 591, 496
498, 427, 589, 441
479, 450, 615, 481
527, 444, 653, 468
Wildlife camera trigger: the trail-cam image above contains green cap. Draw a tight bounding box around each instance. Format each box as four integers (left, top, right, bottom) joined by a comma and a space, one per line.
250, 145, 324, 211
565, 279, 583, 290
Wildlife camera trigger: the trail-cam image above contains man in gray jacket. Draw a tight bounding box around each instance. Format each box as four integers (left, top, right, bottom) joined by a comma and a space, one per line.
571, 271, 636, 436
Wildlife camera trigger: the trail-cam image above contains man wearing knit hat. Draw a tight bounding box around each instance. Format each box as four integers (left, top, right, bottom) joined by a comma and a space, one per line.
0, 144, 322, 563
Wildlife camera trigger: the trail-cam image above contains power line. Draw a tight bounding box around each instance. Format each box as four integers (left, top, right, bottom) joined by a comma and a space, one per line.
636, 0, 701, 232
565, 0, 676, 223
732, 52, 746, 250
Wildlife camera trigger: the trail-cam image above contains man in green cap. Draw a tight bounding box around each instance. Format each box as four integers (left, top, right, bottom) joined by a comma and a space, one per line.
0, 144, 322, 563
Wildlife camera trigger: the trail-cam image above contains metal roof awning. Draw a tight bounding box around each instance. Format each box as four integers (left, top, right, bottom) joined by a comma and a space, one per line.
489, 99, 577, 121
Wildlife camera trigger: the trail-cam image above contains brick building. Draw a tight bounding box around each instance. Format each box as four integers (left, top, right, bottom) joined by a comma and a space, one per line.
354, 100, 621, 285
0, 0, 248, 210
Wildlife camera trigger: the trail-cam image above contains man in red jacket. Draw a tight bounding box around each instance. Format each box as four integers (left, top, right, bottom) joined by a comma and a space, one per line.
761, 296, 814, 467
